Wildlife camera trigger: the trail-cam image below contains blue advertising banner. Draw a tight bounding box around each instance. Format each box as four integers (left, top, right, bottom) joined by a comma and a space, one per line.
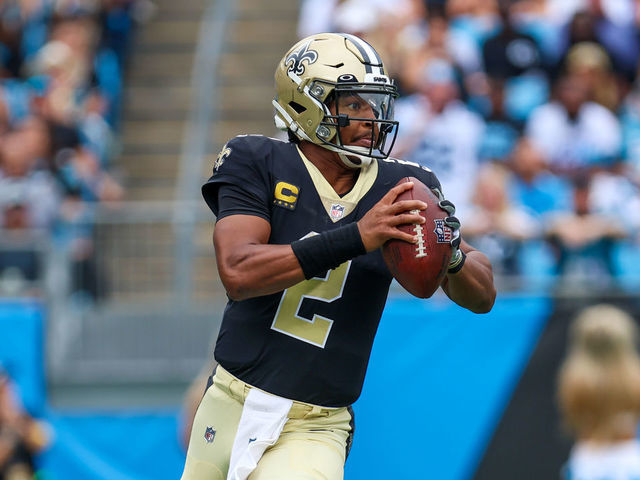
0, 300, 45, 415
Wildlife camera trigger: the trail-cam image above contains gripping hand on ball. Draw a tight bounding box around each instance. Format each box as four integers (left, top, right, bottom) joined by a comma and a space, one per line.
357, 181, 427, 252
430, 187, 465, 273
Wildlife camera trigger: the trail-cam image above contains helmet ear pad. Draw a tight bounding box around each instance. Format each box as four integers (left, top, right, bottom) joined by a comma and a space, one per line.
274, 75, 337, 145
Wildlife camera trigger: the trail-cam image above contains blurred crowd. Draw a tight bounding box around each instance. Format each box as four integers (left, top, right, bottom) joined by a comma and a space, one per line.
0, 0, 149, 299
3, 0, 640, 300
300, 0, 640, 289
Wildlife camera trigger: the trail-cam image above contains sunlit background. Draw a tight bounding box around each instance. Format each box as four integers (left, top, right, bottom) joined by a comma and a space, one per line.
1, 0, 640, 478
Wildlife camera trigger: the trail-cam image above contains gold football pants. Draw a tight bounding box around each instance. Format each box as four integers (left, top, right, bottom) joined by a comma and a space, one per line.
180, 366, 354, 480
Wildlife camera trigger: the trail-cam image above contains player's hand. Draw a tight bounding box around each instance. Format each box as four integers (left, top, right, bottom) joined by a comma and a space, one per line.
430, 187, 462, 267
357, 181, 427, 252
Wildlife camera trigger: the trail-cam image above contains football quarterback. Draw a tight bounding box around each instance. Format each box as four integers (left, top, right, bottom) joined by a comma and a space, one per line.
181, 32, 495, 480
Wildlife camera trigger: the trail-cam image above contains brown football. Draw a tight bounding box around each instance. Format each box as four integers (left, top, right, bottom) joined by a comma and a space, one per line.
382, 176, 453, 298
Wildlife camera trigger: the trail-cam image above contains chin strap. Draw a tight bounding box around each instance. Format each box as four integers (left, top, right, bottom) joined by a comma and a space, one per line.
322, 143, 373, 169
338, 153, 366, 169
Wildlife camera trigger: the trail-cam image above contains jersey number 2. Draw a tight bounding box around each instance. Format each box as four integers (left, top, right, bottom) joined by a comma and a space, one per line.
271, 261, 351, 348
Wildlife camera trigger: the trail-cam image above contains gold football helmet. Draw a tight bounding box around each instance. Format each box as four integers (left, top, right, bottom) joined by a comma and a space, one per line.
273, 33, 399, 168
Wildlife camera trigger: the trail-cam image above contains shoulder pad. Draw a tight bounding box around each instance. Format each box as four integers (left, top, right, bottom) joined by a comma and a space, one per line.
213, 135, 284, 175
381, 156, 433, 173
378, 156, 442, 192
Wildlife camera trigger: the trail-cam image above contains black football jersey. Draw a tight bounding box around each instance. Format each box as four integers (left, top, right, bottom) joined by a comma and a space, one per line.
202, 135, 442, 407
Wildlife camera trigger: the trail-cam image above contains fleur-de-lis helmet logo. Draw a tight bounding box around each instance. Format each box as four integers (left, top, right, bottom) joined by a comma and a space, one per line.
214, 145, 231, 173
285, 41, 318, 76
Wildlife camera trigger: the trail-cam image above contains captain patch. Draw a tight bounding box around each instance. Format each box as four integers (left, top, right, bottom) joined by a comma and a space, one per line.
274, 181, 299, 210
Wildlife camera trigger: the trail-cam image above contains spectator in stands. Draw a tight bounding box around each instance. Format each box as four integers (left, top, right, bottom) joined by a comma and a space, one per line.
480, 0, 550, 124
557, 304, 640, 479
545, 172, 627, 286
563, 42, 621, 112
587, 170, 640, 242
399, 3, 482, 93
0, 120, 57, 295
0, 193, 43, 296
546, 0, 636, 28
554, 8, 638, 82
462, 162, 539, 277
29, 39, 89, 127
0, 0, 50, 79
394, 58, 484, 222
444, 0, 501, 77
48, 136, 122, 303
0, 364, 50, 479
29, 13, 121, 131
525, 73, 622, 176
505, 0, 563, 67
52, 142, 123, 204
0, 80, 35, 129
0, 125, 60, 230
0, 0, 133, 304
508, 136, 572, 217
476, 77, 523, 162
482, 0, 545, 79
16, 117, 50, 163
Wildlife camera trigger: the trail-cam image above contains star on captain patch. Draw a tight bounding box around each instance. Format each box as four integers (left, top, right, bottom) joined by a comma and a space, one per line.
330, 203, 345, 220
204, 426, 216, 443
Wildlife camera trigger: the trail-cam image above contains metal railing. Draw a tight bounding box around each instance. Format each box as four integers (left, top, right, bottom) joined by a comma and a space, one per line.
2, 201, 639, 387
1, 202, 226, 387
0, 0, 238, 393
173, 0, 234, 304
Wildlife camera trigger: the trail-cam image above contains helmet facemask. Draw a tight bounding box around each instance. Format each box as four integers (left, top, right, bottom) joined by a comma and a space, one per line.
313, 80, 399, 168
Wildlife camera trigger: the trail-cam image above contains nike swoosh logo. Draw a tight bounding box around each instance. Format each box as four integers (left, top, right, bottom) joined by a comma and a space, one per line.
248, 438, 257, 444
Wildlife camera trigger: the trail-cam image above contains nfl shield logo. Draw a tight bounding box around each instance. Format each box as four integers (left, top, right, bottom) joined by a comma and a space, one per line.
330, 203, 345, 220
204, 426, 216, 443
433, 219, 453, 243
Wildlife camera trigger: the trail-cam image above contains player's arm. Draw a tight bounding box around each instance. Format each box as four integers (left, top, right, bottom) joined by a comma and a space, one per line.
427, 186, 496, 313
214, 182, 427, 301
214, 214, 305, 300
440, 239, 496, 314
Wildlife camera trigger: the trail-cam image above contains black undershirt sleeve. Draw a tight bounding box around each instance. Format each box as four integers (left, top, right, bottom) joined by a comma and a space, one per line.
216, 182, 270, 223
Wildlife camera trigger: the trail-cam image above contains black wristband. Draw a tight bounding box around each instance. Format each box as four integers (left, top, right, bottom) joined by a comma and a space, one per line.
447, 249, 467, 275
291, 223, 366, 279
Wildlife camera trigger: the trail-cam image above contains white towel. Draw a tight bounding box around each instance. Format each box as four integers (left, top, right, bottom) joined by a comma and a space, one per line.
227, 388, 293, 480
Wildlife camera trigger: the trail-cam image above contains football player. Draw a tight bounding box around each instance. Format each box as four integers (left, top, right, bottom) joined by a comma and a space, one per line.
181, 33, 496, 480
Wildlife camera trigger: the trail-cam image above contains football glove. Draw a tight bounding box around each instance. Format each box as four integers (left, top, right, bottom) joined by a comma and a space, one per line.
430, 187, 465, 274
